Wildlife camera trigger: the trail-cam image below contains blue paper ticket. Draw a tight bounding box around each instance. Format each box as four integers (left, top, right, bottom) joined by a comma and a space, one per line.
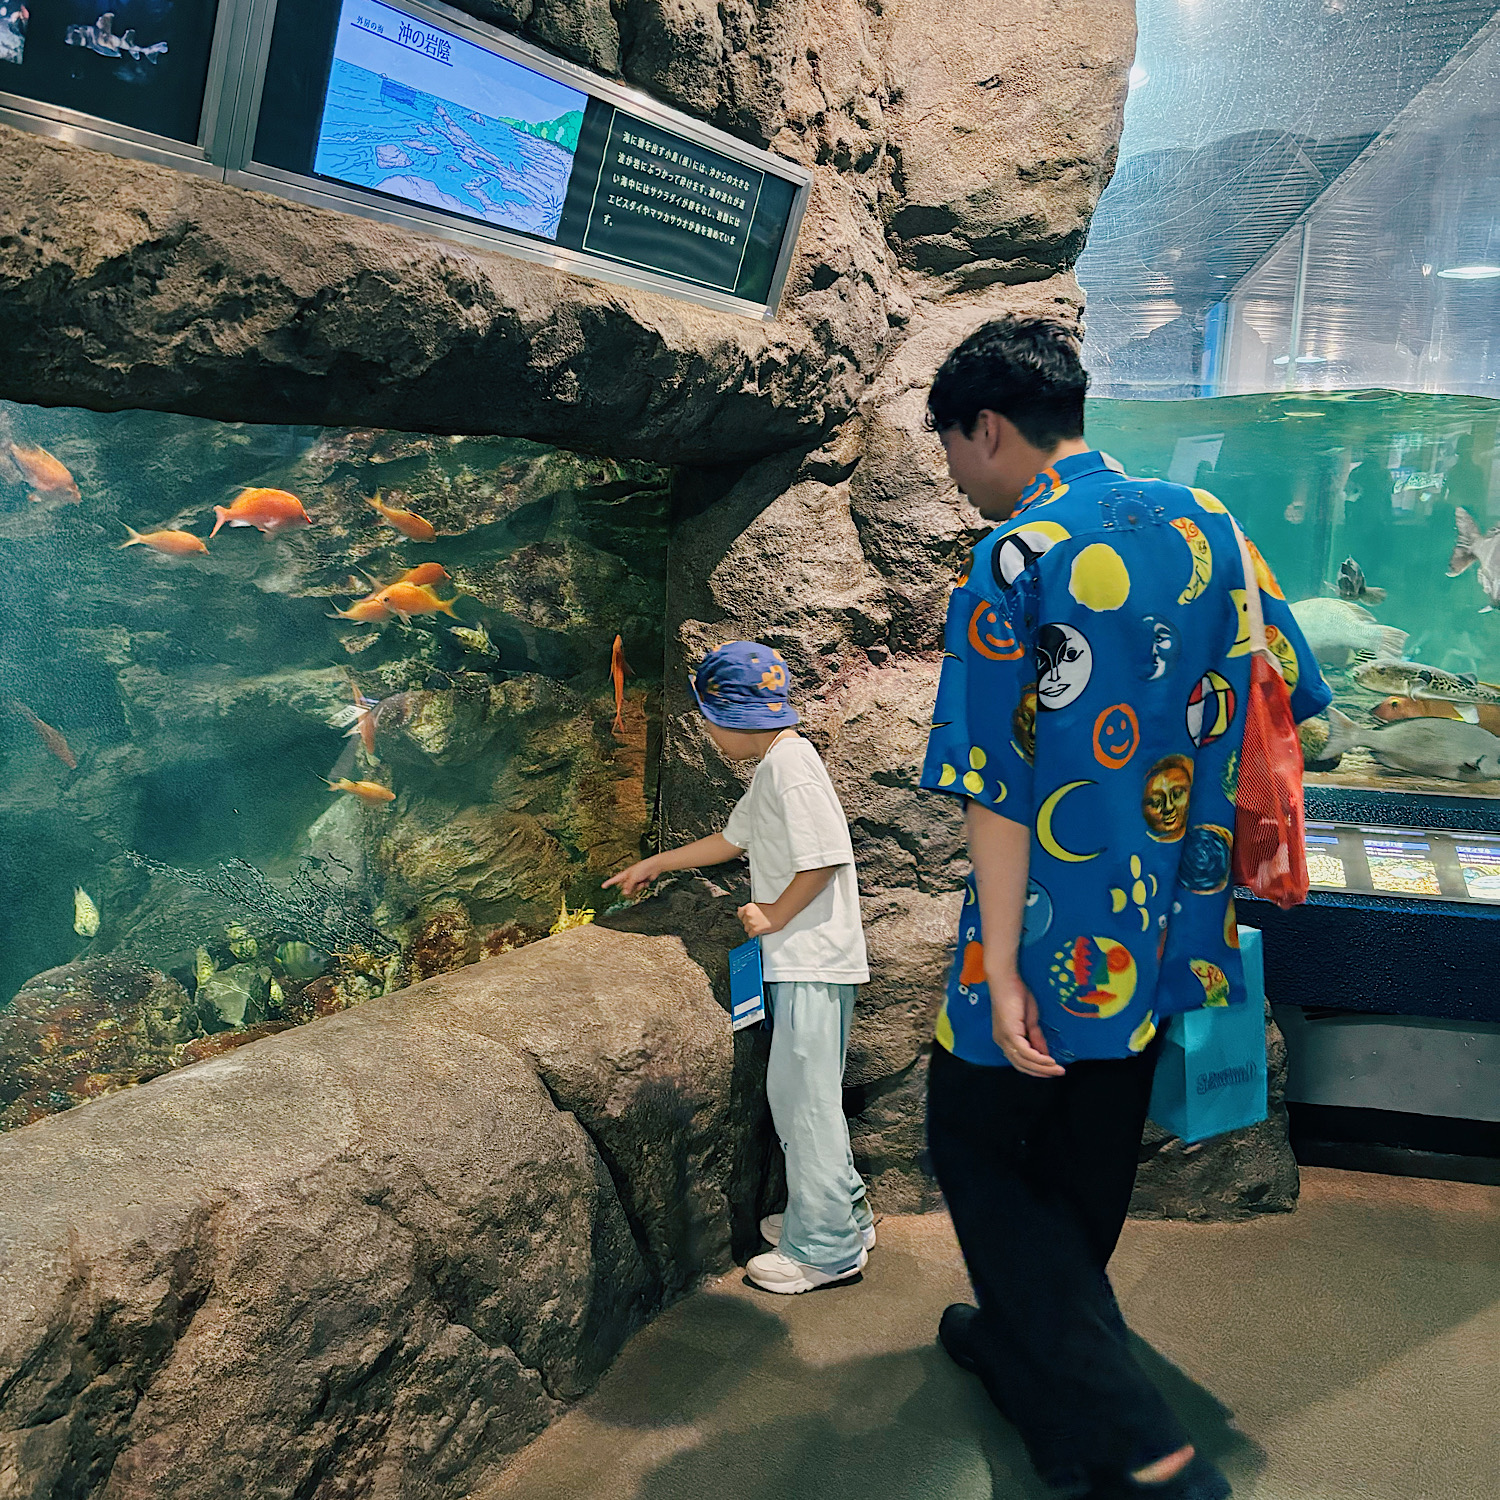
728, 938, 765, 1031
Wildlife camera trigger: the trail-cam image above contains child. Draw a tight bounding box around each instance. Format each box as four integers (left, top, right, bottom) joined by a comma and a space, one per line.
605, 641, 873, 1293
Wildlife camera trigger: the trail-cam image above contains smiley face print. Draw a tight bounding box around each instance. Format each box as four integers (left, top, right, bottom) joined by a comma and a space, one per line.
968, 599, 1026, 661
1036, 623, 1093, 710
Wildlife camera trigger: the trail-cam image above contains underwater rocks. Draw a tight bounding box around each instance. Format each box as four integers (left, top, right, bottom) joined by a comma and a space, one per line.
0, 956, 207, 1129
0, 926, 730, 1500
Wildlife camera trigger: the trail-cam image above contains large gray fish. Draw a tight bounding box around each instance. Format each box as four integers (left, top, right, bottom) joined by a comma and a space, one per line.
1447, 507, 1500, 611
1353, 657, 1500, 706
1322, 706, 1500, 781
1289, 597, 1407, 668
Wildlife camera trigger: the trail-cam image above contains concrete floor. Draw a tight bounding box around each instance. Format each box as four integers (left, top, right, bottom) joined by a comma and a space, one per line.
480, 1169, 1500, 1500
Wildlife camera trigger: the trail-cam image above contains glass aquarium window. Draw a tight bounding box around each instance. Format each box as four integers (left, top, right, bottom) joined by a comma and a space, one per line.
1080, 0, 1500, 397
0, 398, 666, 1129
1088, 391, 1500, 798
1080, 2, 1500, 815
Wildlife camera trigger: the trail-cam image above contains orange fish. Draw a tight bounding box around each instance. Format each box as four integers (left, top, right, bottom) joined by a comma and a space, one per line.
210, 488, 312, 538
323, 777, 396, 805
8, 443, 80, 504
119, 524, 208, 555
374, 582, 459, 621
392, 562, 449, 587
1372, 694, 1500, 735
329, 595, 393, 624
366, 492, 435, 542
11, 702, 77, 769
610, 634, 631, 734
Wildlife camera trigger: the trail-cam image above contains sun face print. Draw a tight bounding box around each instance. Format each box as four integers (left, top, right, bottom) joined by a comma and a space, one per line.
1142, 754, 1193, 843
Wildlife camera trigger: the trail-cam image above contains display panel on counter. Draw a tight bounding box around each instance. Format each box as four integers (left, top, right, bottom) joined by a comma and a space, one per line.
1302, 821, 1500, 904
244, 0, 807, 317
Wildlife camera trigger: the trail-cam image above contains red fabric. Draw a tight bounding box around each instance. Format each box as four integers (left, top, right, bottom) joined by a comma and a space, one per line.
1233, 653, 1309, 909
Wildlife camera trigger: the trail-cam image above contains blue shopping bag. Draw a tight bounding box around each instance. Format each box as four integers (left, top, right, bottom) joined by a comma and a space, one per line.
1148, 927, 1269, 1144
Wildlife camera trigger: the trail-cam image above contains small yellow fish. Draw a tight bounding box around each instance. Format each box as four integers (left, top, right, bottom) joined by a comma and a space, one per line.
366, 491, 436, 542
323, 776, 397, 805
120, 524, 209, 555
73, 887, 100, 937
549, 897, 596, 935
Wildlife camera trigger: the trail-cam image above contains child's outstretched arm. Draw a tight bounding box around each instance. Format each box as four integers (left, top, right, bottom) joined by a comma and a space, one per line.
604, 832, 745, 898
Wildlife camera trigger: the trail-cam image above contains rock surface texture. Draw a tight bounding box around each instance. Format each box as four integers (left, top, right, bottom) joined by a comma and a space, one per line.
0, 926, 733, 1500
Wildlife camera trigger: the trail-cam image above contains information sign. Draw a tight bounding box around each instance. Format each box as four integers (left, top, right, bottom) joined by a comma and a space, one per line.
248, 0, 807, 316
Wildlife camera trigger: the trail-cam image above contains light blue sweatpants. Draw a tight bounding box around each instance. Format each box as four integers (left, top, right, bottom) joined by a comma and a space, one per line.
766, 981, 873, 1272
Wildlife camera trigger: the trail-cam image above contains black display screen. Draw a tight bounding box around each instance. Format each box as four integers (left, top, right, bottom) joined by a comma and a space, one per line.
253, 0, 799, 306
0, 0, 220, 145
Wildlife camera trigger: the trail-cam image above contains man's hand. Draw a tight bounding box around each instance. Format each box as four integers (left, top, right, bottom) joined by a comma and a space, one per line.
603, 855, 662, 898
988, 965, 1065, 1078
737, 902, 781, 939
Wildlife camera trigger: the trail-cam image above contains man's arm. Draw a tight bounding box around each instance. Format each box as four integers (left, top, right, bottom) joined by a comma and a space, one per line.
604, 833, 743, 898
968, 800, 1065, 1078
737, 866, 837, 939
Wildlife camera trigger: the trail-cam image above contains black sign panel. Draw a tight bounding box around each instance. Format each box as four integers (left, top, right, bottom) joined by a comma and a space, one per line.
0, 0, 220, 144
581, 112, 763, 294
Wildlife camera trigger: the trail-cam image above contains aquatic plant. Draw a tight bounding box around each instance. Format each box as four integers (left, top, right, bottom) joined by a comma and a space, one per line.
123, 850, 399, 956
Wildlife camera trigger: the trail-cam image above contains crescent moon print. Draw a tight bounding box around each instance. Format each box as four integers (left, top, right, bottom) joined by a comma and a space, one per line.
1170, 516, 1213, 603
1037, 779, 1103, 862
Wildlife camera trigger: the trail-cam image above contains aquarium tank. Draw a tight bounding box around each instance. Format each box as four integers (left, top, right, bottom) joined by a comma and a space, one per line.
0, 398, 667, 1128
1079, 0, 1500, 809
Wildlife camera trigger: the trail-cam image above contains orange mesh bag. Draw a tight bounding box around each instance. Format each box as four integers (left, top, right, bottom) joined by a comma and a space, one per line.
1230, 522, 1309, 909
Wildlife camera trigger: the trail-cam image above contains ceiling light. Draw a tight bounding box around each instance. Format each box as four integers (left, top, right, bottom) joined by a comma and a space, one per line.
1128, 64, 1149, 89
1437, 264, 1500, 280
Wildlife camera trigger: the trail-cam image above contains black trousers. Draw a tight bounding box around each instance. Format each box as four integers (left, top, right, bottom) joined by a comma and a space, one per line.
927, 1040, 1190, 1493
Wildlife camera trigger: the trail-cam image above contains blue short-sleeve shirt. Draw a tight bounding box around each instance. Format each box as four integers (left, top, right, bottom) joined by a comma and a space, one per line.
920, 452, 1331, 1068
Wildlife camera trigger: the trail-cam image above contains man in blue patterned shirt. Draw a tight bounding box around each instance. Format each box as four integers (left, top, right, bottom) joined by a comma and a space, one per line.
919, 318, 1329, 1500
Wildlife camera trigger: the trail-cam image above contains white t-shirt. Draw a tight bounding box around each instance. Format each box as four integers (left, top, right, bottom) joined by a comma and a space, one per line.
722, 735, 869, 985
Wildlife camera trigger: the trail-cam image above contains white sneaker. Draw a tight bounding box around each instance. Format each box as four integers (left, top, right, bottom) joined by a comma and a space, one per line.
745, 1246, 868, 1295
759, 1212, 876, 1252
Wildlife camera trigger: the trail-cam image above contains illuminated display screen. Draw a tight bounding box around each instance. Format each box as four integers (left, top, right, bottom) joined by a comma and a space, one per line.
0, 0, 220, 142
314, 0, 585, 241
1297, 823, 1500, 905
253, 0, 803, 310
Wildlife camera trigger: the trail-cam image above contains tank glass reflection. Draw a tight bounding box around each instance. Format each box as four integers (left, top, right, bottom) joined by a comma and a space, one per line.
0, 400, 666, 1129
1088, 392, 1500, 797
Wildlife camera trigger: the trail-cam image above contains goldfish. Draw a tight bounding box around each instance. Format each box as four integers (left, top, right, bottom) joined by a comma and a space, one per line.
10, 701, 76, 768
210, 487, 312, 538
329, 595, 393, 624
7, 443, 80, 504
610, 634, 631, 734
323, 777, 396, 805
366, 491, 435, 542
119, 523, 208, 555
375, 582, 459, 621
73, 887, 100, 937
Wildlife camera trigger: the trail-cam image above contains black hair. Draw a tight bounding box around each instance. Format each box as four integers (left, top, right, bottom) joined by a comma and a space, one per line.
925, 316, 1088, 447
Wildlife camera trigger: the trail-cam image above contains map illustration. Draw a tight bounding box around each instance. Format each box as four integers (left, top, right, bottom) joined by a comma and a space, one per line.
314, 4, 585, 241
